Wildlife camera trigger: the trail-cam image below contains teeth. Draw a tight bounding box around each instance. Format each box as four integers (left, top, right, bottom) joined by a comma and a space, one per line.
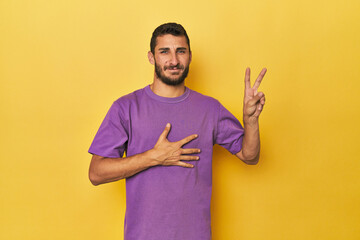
165, 67, 182, 70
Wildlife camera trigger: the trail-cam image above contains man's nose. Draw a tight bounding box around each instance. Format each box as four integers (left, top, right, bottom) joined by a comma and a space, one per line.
169, 52, 179, 65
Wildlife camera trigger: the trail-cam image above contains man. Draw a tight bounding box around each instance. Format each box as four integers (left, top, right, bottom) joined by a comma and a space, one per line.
88, 22, 266, 240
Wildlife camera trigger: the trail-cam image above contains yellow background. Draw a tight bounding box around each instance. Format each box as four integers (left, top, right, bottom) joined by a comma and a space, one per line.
1, 0, 359, 239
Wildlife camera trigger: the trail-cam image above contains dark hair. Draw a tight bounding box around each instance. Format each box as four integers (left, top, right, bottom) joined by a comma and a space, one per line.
150, 22, 191, 54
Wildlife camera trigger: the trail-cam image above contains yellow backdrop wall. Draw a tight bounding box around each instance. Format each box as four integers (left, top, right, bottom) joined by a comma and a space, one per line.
1, 0, 359, 239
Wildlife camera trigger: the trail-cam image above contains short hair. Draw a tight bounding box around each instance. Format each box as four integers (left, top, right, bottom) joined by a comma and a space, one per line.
150, 22, 191, 54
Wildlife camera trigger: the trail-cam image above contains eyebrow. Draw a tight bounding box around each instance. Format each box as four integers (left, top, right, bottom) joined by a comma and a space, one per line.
158, 47, 188, 51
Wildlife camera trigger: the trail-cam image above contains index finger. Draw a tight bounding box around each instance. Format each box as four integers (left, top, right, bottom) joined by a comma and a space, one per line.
244, 67, 251, 89
252, 68, 267, 91
178, 134, 198, 146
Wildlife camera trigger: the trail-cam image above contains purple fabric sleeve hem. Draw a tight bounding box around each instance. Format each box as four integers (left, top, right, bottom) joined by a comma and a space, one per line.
88, 150, 123, 159
228, 137, 243, 155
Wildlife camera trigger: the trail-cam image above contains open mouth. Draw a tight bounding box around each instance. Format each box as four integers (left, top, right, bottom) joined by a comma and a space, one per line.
165, 65, 183, 71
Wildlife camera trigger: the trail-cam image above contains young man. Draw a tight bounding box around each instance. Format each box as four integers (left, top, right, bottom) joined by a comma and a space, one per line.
88, 22, 266, 240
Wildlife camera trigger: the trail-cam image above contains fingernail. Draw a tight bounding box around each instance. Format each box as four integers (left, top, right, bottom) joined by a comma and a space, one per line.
166, 123, 170, 127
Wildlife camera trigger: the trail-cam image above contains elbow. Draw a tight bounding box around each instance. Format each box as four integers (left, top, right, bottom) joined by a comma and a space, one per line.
244, 158, 259, 165
90, 179, 100, 186
89, 155, 105, 186
89, 170, 102, 186
242, 154, 260, 165
236, 149, 260, 165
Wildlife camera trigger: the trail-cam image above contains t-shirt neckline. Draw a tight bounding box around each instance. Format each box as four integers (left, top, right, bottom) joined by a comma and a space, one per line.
144, 85, 190, 103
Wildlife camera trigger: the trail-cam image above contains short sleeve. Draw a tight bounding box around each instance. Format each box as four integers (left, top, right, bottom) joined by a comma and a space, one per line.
214, 102, 244, 154
88, 101, 128, 158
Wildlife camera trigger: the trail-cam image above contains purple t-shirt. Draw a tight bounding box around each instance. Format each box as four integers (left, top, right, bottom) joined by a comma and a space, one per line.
89, 85, 244, 240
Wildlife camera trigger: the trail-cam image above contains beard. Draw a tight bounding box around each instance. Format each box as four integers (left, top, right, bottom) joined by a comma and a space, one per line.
155, 62, 190, 86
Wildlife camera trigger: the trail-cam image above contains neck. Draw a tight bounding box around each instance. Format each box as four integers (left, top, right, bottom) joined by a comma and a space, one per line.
150, 75, 186, 98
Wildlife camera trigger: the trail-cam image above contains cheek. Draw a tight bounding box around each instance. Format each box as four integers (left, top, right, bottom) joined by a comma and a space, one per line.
156, 58, 168, 66
180, 56, 191, 64
155, 54, 168, 62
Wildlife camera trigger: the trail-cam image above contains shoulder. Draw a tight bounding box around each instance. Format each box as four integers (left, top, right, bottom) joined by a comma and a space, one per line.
188, 89, 236, 119
113, 87, 145, 107
106, 87, 146, 119
188, 88, 221, 107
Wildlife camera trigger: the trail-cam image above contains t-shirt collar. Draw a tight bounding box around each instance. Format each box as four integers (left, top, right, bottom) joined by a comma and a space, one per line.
144, 85, 190, 103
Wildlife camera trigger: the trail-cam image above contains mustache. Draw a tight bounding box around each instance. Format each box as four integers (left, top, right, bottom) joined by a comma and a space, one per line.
164, 64, 184, 70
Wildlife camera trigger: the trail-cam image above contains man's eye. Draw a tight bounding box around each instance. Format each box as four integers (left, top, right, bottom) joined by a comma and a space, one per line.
178, 50, 185, 53
160, 51, 167, 54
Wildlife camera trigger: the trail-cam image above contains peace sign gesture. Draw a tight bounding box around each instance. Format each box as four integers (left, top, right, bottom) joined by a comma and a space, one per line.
243, 67, 267, 124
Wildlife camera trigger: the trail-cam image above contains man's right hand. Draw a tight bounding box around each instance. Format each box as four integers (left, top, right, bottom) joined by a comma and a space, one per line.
149, 123, 200, 168
89, 123, 200, 185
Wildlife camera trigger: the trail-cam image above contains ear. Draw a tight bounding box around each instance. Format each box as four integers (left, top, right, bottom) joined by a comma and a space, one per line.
189, 51, 192, 63
148, 51, 155, 65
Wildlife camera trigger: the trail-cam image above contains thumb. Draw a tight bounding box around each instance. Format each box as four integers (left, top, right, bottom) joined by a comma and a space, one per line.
158, 123, 171, 141
248, 92, 264, 107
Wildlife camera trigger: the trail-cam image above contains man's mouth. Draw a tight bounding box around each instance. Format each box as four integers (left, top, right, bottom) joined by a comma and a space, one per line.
165, 65, 183, 71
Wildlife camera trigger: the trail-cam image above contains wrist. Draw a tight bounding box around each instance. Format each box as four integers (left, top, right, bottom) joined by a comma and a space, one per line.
144, 148, 161, 167
243, 116, 259, 127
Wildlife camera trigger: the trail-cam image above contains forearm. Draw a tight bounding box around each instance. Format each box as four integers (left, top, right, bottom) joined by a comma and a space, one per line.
236, 120, 260, 164
89, 124, 200, 186
89, 150, 158, 186
236, 67, 266, 164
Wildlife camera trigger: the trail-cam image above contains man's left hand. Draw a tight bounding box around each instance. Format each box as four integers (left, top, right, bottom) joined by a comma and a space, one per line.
243, 67, 267, 125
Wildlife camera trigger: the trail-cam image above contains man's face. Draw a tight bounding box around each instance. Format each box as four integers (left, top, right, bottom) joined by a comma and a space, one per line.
150, 34, 191, 86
